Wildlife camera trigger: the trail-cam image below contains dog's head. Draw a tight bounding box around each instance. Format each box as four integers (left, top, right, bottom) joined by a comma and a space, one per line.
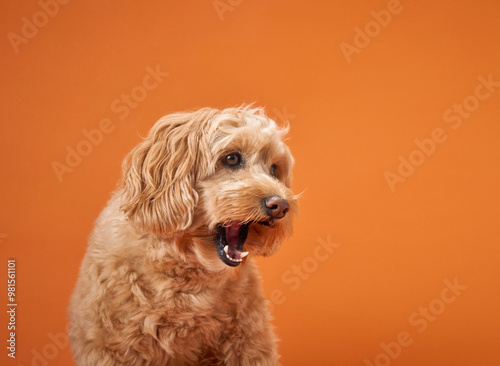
120, 106, 297, 270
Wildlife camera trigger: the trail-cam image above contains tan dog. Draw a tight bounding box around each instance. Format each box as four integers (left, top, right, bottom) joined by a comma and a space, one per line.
68, 106, 297, 366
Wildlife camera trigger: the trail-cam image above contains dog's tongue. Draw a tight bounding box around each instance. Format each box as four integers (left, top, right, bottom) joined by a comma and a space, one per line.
221, 222, 249, 263
225, 223, 242, 247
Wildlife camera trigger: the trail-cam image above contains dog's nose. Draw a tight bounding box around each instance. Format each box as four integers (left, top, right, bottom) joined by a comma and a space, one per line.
263, 196, 290, 219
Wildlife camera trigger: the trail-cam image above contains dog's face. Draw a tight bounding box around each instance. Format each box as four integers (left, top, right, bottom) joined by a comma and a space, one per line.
120, 107, 297, 271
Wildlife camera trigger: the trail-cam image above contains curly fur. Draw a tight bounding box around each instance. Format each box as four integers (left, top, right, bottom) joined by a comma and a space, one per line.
68, 106, 297, 365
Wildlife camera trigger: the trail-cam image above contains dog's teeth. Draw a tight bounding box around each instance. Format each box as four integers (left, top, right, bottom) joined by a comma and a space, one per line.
223, 245, 245, 262
224, 251, 243, 262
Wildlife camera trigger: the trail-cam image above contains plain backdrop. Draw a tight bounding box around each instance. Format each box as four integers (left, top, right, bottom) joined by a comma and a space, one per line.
1, 0, 499, 365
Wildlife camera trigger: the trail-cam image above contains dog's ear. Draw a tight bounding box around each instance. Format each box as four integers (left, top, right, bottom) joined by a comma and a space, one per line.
120, 110, 216, 236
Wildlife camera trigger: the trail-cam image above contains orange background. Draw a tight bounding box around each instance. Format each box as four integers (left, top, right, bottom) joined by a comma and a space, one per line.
1, 0, 499, 365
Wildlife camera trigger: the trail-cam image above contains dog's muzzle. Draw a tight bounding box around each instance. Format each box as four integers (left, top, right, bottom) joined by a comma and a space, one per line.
215, 196, 290, 267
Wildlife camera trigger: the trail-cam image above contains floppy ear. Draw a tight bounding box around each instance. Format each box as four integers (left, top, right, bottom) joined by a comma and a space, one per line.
120, 110, 215, 236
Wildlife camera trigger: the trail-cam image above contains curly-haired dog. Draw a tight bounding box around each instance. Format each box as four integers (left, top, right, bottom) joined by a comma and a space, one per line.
68, 106, 297, 366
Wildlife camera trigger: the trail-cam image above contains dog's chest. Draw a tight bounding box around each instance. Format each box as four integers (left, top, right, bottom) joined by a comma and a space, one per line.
155, 270, 253, 356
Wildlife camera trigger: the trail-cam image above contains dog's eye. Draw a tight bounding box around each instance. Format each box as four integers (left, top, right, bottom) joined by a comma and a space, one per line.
270, 164, 278, 177
223, 153, 242, 168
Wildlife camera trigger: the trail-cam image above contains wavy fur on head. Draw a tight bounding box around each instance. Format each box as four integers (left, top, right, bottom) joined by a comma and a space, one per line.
68, 106, 297, 365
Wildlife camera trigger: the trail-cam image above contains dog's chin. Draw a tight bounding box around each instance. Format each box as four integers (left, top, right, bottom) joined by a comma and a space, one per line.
214, 219, 279, 267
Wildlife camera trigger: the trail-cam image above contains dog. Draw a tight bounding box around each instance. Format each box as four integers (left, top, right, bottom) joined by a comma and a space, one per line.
68, 106, 297, 366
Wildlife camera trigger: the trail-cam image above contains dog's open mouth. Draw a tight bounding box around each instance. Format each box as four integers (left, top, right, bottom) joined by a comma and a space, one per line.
215, 222, 251, 267
215, 220, 277, 266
